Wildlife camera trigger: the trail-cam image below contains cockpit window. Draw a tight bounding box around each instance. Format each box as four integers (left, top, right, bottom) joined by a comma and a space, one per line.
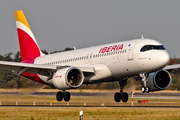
140, 45, 165, 52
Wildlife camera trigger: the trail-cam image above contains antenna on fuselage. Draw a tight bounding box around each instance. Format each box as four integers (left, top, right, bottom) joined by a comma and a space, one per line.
141, 35, 144, 39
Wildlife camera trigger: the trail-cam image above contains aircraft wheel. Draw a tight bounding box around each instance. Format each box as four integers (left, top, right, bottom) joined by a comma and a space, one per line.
56, 91, 63, 101
114, 92, 121, 102
122, 92, 128, 102
64, 91, 71, 102
142, 86, 146, 93
146, 86, 150, 93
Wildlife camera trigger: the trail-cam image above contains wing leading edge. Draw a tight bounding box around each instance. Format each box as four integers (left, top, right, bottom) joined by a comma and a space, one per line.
163, 64, 180, 73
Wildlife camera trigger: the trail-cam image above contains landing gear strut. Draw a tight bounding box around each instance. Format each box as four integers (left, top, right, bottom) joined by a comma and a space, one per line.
139, 73, 150, 93
56, 90, 71, 102
114, 80, 128, 102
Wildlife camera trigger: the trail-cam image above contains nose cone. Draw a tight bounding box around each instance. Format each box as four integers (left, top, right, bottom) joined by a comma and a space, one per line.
158, 51, 170, 68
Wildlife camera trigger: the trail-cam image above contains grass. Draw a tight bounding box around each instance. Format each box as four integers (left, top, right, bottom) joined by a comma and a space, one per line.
0, 107, 180, 120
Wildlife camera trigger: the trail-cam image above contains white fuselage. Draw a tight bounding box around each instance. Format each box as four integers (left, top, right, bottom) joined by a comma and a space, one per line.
34, 39, 170, 85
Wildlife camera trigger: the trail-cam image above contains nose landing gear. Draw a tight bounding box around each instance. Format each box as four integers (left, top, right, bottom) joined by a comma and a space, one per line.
139, 73, 150, 93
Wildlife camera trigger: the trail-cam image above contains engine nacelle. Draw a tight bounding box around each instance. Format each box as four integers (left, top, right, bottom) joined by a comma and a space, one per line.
52, 67, 84, 90
145, 70, 172, 91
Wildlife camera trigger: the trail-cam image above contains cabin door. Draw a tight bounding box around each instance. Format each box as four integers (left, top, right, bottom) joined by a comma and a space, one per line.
127, 42, 137, 61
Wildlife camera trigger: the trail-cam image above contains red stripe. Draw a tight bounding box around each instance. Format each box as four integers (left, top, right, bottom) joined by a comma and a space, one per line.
17, 29, 46, 84
17, 28, 41, 61
20, 61, 47, 85
21, 72, 47, 85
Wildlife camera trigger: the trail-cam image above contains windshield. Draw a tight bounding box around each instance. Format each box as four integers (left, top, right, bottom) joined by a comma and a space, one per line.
140, 45, 165, 52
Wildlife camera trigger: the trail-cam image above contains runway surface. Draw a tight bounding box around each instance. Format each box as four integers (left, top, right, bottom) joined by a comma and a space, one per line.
1, 91, 180, 97
0, 91, 180, 108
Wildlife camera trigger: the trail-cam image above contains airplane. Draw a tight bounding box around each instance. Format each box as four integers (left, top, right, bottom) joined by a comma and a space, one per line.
0, 10, 179, 103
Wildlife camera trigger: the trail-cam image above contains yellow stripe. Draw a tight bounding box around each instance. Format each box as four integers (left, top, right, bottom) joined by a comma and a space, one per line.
15, 10, 31, 31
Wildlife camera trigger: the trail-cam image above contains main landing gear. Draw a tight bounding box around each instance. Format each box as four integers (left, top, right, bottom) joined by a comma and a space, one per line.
139, 73, 150, 93
114, 80, 128, 103
56, 90, 71, 102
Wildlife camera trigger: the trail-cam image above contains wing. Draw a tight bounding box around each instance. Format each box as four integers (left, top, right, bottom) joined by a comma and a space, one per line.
163, 64, 180, 72
0, 61, 56, 75
0, 61, 95, 77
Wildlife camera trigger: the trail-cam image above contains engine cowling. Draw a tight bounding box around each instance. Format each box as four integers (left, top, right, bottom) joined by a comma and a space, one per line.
52, 67, 84, 90
146, 70, 172, 91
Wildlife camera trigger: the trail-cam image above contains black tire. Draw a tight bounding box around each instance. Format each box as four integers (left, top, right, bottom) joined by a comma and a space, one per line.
64, 91, 71, 102
56, 91, 63, 101
146, 86, 150, 93
142, 86, 146, 93
122, 92, 128, 102
114, 92, 121, 102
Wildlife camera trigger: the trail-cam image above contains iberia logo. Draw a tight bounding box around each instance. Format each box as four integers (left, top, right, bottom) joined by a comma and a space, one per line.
55, 75, 62, 78
99, 44, 124, 53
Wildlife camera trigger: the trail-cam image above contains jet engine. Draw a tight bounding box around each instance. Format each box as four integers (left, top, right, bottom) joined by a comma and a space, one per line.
52, 67, 84, 90
145, 70, 172, 91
